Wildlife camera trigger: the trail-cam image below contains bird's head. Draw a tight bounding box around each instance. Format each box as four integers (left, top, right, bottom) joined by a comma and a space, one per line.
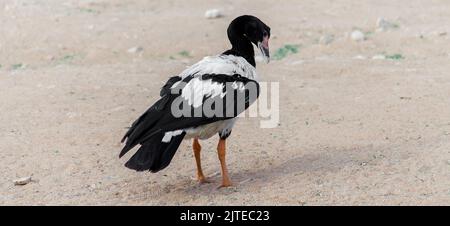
228, 15, 271, 63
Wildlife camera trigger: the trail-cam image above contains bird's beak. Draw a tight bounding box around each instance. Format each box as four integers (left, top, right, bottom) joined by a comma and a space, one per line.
258, 35, 270, 63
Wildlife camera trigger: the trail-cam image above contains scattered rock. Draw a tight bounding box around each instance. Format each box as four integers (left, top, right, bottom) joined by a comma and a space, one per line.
376, 18, 399, 32
204, 9, 222, 19
319, 34, 334, 45
351, 30, 365, 41
13, 176, 32, 186
127, 46, 143, 54
431, 31, 447, 37
4, 4, 11, 11
372, 54, 386, 60
353, 55, 367, 60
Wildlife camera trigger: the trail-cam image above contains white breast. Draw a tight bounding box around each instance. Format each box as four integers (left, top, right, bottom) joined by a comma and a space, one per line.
184, 118, 237, 140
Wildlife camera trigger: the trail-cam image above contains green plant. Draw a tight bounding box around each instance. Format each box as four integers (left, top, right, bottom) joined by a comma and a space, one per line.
386, 53, 404, 60
272, 44, 300, 60
11, 63, 23, 70
178, 50, 191, 58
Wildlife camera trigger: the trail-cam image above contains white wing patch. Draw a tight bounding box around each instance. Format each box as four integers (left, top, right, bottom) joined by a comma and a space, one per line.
162, 130, 184, 143
181, 77, 225, 108
178, 55, 257, 80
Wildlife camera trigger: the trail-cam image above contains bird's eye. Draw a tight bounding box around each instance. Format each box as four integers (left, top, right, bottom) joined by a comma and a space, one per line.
263, 31, 268, 37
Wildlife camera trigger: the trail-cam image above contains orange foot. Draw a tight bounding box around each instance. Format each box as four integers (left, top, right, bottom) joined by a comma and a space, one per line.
197, 176, 211, 184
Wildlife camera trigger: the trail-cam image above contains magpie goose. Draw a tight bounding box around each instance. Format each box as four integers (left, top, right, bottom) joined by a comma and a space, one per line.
120, 15, 271, 188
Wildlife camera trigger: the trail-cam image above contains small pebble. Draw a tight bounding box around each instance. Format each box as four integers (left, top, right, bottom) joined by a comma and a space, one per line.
204, 9, 222, 19
372, 54, 386, 60
127, 46, 143, 53
13, 176, 32, 186
431, 31, 448, 36
353, 55, 367, 60
351, 30, 365, 41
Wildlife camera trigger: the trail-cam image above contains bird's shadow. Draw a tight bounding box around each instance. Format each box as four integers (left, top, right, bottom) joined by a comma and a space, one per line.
176, 144, 381, 195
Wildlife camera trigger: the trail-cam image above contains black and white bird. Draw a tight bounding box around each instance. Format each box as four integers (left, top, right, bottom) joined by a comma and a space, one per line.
120, 15, 271, 188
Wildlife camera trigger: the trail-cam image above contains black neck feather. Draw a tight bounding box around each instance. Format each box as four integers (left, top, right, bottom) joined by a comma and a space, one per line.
223, 20, 256, 67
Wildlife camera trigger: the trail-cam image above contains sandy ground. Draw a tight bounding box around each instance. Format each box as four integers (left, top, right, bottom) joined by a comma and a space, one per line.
1, 0, 450, 205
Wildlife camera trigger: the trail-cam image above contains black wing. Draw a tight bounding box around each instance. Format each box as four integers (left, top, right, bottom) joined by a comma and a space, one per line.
160, 76, 182, 97
120, 73, 259, 157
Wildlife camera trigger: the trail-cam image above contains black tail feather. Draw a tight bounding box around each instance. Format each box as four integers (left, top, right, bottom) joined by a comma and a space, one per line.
124, 132, 185, 172
119, 95, 172, 157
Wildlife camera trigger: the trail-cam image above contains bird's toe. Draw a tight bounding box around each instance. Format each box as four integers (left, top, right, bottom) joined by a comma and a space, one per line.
217, 182, 233, 189
198, 177, 212, 184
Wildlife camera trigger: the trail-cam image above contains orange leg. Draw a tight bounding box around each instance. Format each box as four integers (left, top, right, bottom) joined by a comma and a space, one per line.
217, 138, 232, 188
193, 138, 208, 183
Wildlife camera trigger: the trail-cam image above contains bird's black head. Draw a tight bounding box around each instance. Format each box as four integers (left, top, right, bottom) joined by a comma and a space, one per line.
226, 15, 271, 66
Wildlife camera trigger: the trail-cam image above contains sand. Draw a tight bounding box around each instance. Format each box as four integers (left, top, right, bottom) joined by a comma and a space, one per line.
1, 0, 450, 205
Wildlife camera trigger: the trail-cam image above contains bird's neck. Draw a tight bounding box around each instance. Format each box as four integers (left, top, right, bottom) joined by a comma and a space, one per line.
224, 35, 255, 67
